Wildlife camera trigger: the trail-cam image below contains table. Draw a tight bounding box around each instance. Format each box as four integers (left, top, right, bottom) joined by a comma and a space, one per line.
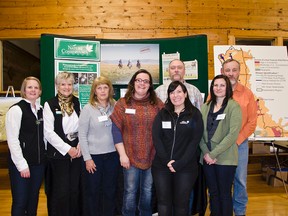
270, 141, 288, 197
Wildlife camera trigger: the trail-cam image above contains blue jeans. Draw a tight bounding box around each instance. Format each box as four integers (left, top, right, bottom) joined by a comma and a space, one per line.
203, 163, 236, 216
84, 152, 120, 216
233, 139, 249, 215
122, 166, 153, 216
8, 158, 45, 216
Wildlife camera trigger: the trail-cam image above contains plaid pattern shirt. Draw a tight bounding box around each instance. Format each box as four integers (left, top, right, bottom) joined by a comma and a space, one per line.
155, 80, 203, 110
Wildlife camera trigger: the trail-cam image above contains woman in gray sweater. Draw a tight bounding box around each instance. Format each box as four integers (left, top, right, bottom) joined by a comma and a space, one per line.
78, 76, 120, 216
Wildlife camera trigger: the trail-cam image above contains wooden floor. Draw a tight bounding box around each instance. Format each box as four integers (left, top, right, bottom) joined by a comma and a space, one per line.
0, 168, 287, 216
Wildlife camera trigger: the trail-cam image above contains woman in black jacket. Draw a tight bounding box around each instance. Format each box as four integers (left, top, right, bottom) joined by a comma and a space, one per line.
152, 81, 204, 216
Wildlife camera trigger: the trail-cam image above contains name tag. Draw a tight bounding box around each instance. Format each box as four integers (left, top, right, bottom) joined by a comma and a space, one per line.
162, 121, 172, 129
125, 108, 136, 114
216, 114, 226, 120
56, 110, 62, 115
98, 115, 108, 122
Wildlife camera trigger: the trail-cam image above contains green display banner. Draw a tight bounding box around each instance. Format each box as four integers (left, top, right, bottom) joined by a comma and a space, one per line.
54, 38, 100, 61
79, 85, 91, 108
55, 60, 99, 108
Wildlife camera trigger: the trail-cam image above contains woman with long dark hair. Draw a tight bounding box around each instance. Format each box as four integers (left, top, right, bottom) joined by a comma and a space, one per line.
110, 69, 164, 216
200, 74, 242, 216
152, 81, 203, 216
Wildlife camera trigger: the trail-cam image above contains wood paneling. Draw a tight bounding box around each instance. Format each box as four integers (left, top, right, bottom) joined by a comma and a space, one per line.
1, 0, 288, 79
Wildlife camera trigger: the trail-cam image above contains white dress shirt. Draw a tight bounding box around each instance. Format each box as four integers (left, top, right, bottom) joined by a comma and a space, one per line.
43, 101, 79, 156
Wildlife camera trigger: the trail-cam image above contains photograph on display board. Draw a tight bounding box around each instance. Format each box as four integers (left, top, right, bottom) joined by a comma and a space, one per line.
100, 44, 160, 84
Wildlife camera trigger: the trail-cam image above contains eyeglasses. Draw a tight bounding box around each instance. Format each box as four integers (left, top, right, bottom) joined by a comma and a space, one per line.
135, 78, 150, 84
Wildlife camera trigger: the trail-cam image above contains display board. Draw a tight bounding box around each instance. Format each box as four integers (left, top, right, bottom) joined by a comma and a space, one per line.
40, 34, 208, 105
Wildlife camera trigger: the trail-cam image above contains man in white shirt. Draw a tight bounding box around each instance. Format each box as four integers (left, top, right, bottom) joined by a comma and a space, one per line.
155, 59, 203, 109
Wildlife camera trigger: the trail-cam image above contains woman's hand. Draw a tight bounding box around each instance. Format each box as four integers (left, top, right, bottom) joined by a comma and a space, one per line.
76, 144, 82, 158
20, 168, 30, 178
167, 160, 176, 173
68, 147, 78, 159
85, 159, 96, 174
115, 143, 130, 169
120, 154, 130, 169
204, 153, 217, 165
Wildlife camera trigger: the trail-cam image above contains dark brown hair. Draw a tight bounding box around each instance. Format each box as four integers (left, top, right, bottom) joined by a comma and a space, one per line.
207, 74, 233, 106
124, 69, 158, 105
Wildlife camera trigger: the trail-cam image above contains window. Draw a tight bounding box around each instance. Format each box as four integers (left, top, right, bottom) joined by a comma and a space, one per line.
235, 38, 274, 46
1, 39, 40, 91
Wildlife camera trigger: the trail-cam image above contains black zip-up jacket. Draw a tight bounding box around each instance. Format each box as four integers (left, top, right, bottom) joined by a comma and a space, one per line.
152, 107, 204, 172
12, 100, 46, 166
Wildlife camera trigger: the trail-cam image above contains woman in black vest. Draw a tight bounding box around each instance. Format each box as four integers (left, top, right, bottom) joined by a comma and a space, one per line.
43, 72, 82, 216
6, 76, 46, 216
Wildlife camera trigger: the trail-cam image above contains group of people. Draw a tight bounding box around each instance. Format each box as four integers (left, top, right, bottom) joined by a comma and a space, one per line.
5, 58, 257, 216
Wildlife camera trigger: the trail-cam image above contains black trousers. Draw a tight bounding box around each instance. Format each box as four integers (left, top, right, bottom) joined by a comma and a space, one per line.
152, 167, 198, 216
45, 157, 83, 216
203, 163, 236, 216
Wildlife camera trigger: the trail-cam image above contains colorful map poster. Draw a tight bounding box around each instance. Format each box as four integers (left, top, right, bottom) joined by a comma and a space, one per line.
214, 45, 288, 140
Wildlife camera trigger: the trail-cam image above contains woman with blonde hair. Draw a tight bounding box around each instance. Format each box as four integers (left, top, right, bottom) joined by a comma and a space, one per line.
6, 76, 46, 215
44, 72, 82, 216
79, 76, 120, 216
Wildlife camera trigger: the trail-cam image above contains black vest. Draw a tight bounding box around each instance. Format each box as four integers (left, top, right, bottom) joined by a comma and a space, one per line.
11, 100, 46, 165
46, 95, 80, 159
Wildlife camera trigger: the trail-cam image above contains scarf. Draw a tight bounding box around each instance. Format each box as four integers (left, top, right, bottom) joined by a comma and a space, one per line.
58, 93, 74, 116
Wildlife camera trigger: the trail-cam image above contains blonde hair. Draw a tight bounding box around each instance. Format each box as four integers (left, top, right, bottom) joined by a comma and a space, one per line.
89, 76, 115, 106
55, 72, 75, 86
20, 76, 42, 98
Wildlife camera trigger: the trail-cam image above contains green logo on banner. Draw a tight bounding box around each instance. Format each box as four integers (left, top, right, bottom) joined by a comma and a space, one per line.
55, 38, 100, 61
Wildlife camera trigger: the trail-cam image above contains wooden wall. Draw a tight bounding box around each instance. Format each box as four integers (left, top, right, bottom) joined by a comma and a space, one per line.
1, 0, 288, 80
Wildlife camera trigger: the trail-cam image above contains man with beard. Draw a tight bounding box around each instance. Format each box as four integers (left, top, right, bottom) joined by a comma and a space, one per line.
155, 59, 203, 110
